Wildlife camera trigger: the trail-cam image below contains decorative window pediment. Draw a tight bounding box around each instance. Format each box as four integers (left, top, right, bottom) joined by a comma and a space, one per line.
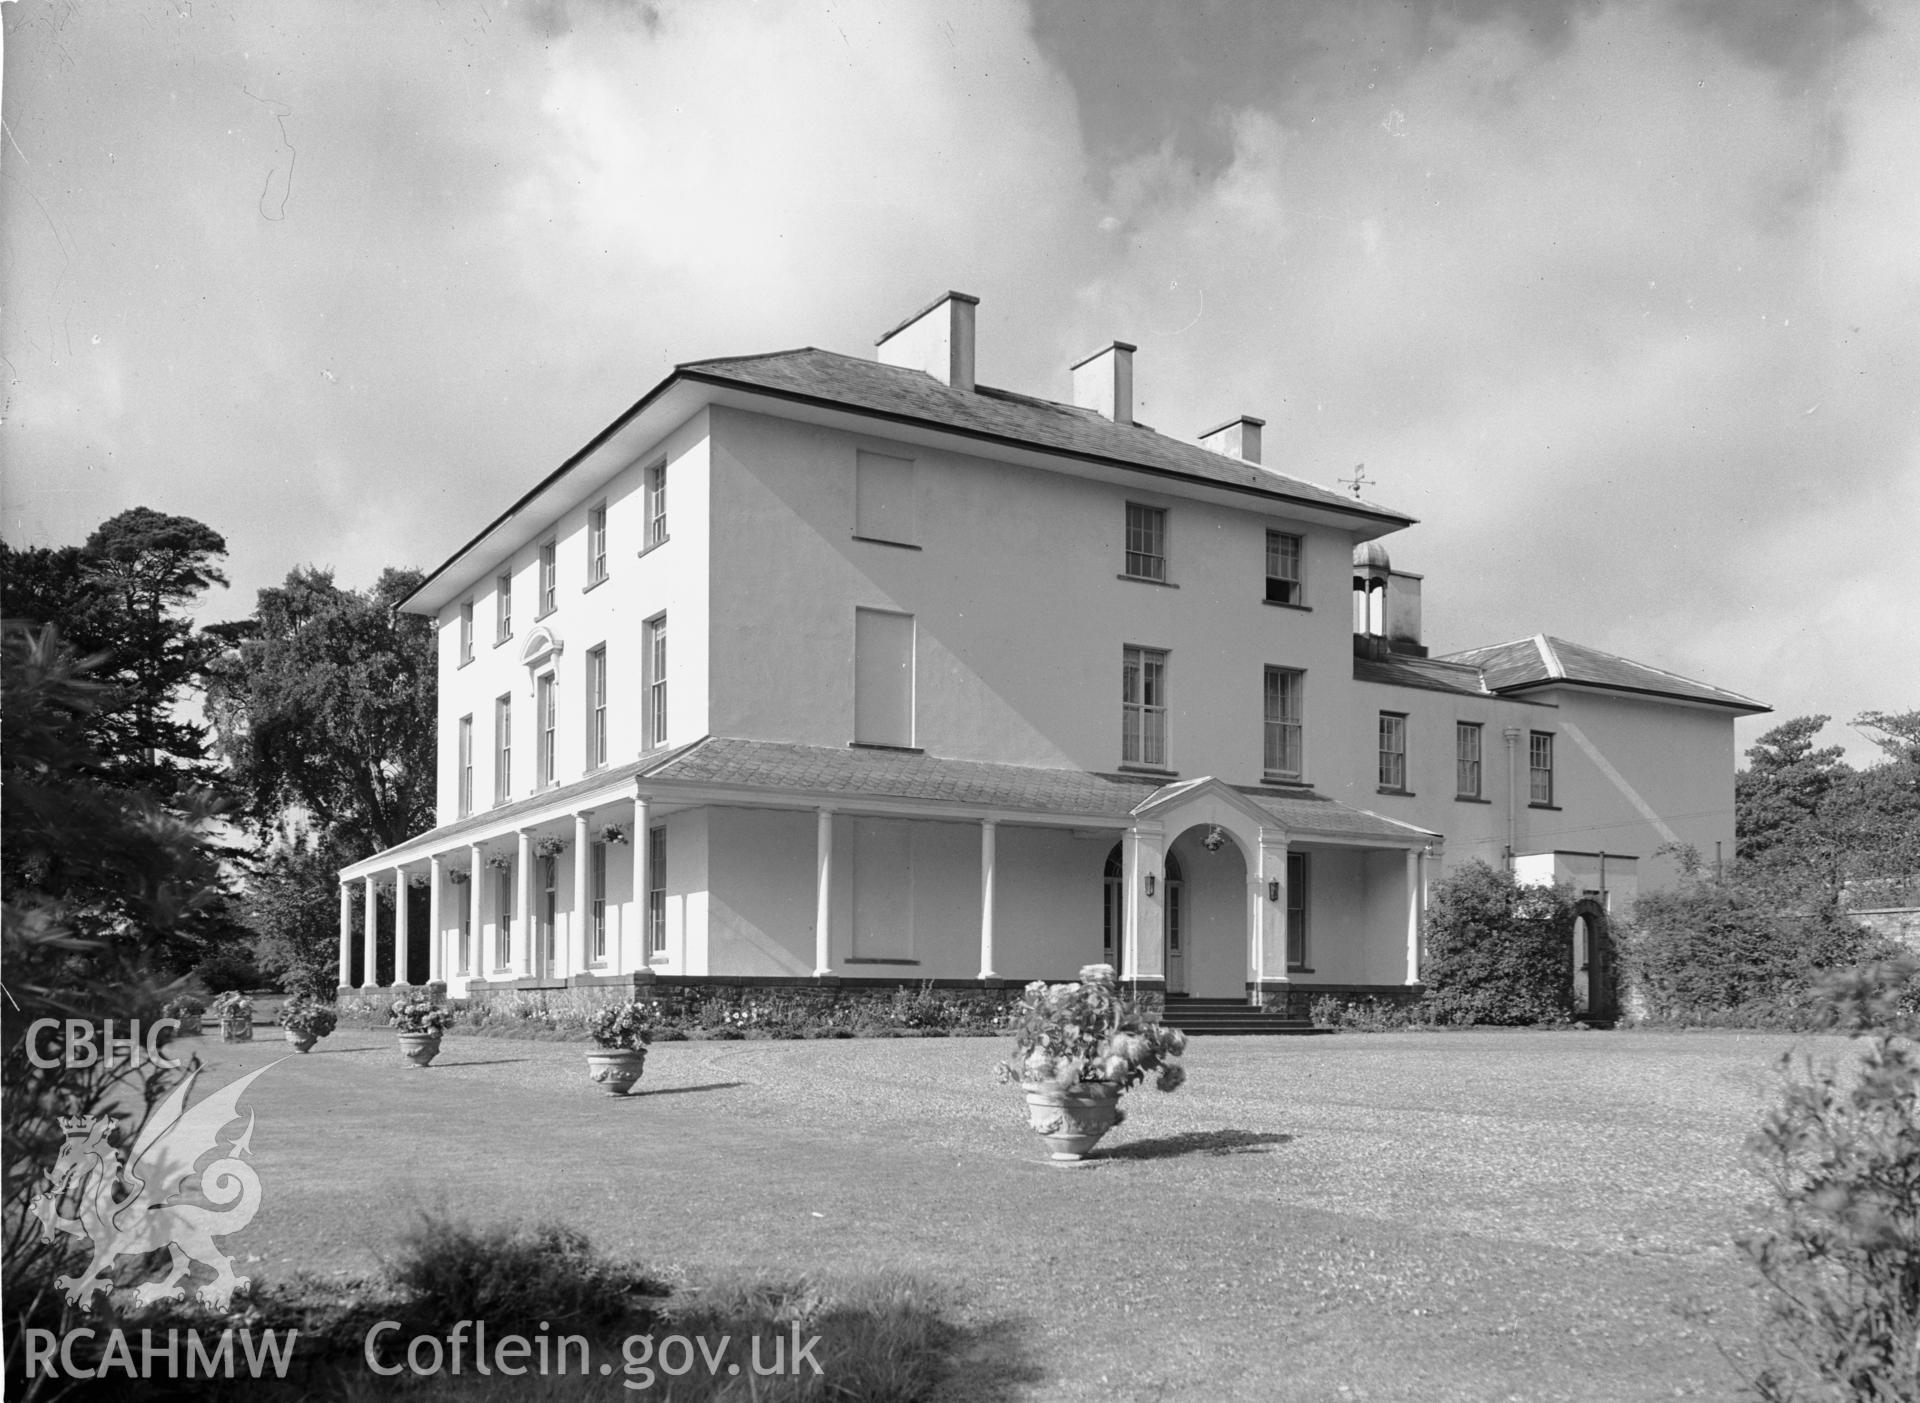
520, 624, 564, 673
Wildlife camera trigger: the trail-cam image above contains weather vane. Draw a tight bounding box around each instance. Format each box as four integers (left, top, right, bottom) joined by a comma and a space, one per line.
1338, 463, 1373, 499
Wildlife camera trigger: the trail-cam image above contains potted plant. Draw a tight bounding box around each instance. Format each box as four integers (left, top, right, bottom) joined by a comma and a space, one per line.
996, 963, 1187, 1162
210, 991, 254, 1043
585, 1000, 654, 1095
276, 992, 339, 1053
390, 994, 453, 1068
162, 995, 206, 1038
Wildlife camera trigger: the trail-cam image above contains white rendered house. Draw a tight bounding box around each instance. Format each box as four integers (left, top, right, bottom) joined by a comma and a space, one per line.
336, 291, 1766, 1019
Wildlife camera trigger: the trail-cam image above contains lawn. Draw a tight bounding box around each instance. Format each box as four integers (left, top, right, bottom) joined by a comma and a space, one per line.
165, 1024, 1835, 1401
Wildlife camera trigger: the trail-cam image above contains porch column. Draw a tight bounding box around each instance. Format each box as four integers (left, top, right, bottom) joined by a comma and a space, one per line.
813, 808, 834, 977
630, 794, 651, 971
1256, 828, 1291, 1004
361, 875, 379, 989
978, 819, 997, 980
1404, 847, 1426, 986
573, 810, 593, 976
1121, 821, 1165, 982
467, 842, 484, 976
515, 828, 534, 977
337, 883, 353, 988
393, 865, 411, 987
428, 856, 444, 984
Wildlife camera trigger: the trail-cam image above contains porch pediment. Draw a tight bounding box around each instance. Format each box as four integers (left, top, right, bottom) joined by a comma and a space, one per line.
1131, 776, 1283, 837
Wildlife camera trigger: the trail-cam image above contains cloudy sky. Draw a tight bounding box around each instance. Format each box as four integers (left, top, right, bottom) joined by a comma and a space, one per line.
3, 0, 1915, 764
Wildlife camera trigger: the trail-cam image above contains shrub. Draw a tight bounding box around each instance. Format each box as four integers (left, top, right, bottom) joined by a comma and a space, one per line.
388, 1213, 648, 1334
1620, 865, 1900, 1027
1742, 956, 1920, 1401
1310, 994, 1428, 1031
193, 948, 265, 993
1420, 861, 1577, 1025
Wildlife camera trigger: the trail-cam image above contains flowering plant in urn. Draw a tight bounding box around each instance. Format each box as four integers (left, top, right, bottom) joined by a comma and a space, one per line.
390, 996, 453, 1035
997, 964, 1187, 1161
587, 1001, 654, 1051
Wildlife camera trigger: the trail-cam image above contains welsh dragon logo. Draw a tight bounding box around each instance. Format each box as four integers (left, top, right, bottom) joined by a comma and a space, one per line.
29, 1061, 277, 1312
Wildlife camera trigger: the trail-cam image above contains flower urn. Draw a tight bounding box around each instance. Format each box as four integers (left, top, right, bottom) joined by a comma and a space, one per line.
173, 1013, 204, 1037
219, 1017, 253, 1043
585, 1048, 648, 1096
284, 1028, 318, 1054
398, 1031, 443, 1068
1021, 1080, 1122, 1161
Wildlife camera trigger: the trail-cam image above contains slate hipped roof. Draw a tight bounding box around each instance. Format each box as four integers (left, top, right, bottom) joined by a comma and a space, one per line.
1439, 634, 1768, 712
679, 347, 1412, 525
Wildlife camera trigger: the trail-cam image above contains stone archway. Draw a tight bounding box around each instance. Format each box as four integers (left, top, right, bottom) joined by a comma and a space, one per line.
1570, 898, 1616, 1021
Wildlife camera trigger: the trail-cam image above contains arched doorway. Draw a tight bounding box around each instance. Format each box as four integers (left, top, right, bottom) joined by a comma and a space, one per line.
1570, 898, 1615, 1021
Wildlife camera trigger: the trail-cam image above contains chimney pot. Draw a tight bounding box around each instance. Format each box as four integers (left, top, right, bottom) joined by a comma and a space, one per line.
1071, 341, 1136, 426
1200, 415, 1265, 465
876, 291, 978, 391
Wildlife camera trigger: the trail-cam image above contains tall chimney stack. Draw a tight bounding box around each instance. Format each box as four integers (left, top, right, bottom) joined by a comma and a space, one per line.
876, 291, 978, 391
1071, 341, 1135, 426
1200, 415, 1264, 465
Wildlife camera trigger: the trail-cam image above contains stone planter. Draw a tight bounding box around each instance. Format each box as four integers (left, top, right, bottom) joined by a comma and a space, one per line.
585, 1047, 648, 1096
397, 1031, 443, 1068
1021, 1080, 1122, 1162
219, 1017, 253, 1043
283, 1028, 319, 1054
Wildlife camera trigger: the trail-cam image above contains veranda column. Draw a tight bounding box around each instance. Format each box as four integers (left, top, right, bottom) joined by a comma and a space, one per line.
1256, 828, 1291, 1007
337, 883, 353, 989
1120, 822, 1165, 982
393, 865, 411, 987
467, 842, 484, 977
629, 795, 651, 972
515, 828, 534, 977
977, 819, 998, 980
813, 808, 834, 977
573, 810, 593, 977
361, 875, 379, 989
1404, 848, 1424, 986
428, 856, 444, 984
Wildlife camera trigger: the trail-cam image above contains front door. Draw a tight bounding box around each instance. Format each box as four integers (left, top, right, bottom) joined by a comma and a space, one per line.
1164, 852, 1186, 994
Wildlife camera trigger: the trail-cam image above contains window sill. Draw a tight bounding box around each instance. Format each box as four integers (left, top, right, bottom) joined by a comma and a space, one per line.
1377, 787, 1415, 797
1117, 573, 1178, 588
458, 656, 474, 670
582, 575, 608, 595
1455, 795, 1492, 804
648, 954, 671, 966
851, 535, 922, 551
849, 741, 924, 753
846, 957, 920, 966
494, 636, 513, 649
1262, 599, 1310, 611
1288, 965, 1314, 974
637, 536, 670, 560
1529, 802, 1562, 811
1117, 763, 1179, 778
535, 608, 556, 623
1260, 774, 1308, 788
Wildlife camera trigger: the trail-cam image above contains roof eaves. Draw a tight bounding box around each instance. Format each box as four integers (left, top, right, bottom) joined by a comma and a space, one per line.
677, 364, 1417, 528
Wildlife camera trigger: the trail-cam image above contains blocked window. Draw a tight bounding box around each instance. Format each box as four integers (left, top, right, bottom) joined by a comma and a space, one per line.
854, 608, 915, 747
854, 450, 917, 546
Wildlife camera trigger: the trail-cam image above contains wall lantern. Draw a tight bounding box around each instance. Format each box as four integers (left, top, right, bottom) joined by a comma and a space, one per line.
1144, 873, 1156, 897
1268, 880, 1281, 903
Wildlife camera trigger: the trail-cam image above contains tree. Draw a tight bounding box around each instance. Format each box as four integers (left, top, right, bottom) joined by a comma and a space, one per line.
0, 508, 229, 801
1736, 716, 1849, 887
209, 565, 436, 856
